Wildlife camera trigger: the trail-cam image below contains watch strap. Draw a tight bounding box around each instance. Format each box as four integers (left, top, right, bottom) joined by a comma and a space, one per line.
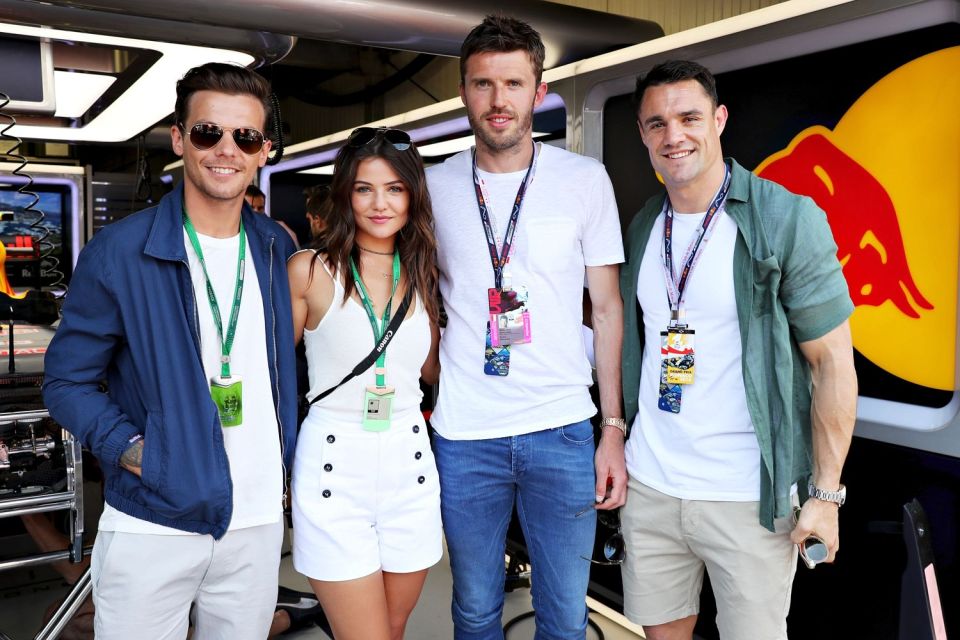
601, 417, 628, 438
808, 481, 846, 507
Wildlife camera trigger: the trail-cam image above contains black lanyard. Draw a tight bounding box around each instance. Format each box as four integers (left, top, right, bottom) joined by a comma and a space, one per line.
471, 141, 537, 290
661, 163, 731, 324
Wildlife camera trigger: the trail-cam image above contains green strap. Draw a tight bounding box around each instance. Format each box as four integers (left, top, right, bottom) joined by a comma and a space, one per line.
349, 251, 400, 388
183, 209, 246, 379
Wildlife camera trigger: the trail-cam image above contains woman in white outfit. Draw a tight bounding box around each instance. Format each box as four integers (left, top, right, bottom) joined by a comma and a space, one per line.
287, 127, 442, 640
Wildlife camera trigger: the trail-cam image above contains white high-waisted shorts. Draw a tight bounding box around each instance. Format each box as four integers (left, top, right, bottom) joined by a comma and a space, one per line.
292, 409, 442, 581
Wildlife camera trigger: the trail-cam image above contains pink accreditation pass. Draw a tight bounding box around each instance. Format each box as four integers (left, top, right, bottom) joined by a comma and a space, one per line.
488, 286, 531, 347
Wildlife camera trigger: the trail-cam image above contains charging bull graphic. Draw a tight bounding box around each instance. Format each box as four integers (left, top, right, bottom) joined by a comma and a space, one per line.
757, 128, 932, 318
753, 46, 960, 390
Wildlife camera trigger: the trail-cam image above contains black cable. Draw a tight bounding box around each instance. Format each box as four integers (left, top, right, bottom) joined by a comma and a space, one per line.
0, 92, 63, 292
589, 615, 605, 639
502, 610, 536, 635
266, 92, 284, 166
134, 134, 153, 202
501, 551, 604, 640
7, 314, 14, 373
387, 58, 440, 102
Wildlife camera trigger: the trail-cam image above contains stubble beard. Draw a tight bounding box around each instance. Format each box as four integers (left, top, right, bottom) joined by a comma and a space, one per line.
469, 104, 535, 154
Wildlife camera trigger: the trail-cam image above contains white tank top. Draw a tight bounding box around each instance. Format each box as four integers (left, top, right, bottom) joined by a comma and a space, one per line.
304, 257, 430, 423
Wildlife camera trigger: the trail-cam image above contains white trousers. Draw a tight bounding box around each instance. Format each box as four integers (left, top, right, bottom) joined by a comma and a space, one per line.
91, 520, 284, 640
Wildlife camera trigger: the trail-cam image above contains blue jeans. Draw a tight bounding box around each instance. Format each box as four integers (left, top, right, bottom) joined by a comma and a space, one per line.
433, 420, 597, 640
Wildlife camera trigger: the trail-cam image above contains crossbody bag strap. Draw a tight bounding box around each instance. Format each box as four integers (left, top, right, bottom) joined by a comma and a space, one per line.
307, 288, 414, 406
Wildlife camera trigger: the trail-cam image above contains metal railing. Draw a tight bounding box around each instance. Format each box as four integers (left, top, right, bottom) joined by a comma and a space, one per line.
0, 410, 88, 640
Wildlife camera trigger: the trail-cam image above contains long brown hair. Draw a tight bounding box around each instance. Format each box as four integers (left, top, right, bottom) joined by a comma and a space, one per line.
311, 133, 439, 324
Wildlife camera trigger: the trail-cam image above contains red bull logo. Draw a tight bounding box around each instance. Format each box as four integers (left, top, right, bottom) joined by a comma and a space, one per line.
754, 47, 960, 390
757, 129, 931, 318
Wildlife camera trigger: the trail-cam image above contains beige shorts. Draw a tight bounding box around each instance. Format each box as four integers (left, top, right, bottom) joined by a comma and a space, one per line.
620, 477, 797, 639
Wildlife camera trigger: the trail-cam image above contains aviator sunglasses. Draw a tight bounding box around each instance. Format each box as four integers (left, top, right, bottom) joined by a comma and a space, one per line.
347, 126, 412, 151
575, 506, 625, 566
179, 121, 266, 155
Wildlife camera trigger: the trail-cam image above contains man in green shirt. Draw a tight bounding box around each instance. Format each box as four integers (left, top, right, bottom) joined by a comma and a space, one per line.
619, 60, 857, 640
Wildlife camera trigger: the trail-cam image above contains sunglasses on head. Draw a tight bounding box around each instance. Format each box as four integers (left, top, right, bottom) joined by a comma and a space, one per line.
179, 121, 266, 155
347, 127, 412, 151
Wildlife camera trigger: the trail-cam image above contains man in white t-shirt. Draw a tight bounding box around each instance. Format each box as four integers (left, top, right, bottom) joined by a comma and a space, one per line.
426, 15, 626, 639
620, 60, 857, 640
44, 63, 299, 639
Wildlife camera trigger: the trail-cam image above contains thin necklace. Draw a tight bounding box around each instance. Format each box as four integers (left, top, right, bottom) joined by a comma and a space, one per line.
357, 252, 392, 279
356, 266, 391, 282
357, 244, 393, 256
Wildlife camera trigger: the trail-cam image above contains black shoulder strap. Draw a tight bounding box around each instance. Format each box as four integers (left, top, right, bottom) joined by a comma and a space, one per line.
307, 289, 414, 406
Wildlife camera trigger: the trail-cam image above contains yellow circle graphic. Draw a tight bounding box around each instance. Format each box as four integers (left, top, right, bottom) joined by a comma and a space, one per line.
757, 47, 960, 390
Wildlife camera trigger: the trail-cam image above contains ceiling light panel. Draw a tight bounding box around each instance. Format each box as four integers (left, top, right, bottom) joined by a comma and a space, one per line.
53, 71, 116, 118
0, 23, 254, 142
298, 165, 335, 175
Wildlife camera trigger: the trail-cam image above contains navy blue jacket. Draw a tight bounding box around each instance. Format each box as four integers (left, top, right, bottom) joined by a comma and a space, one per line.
43, 183, 298, 538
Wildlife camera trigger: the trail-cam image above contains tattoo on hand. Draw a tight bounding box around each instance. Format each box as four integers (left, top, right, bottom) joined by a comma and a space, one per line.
120, 441, 144, 469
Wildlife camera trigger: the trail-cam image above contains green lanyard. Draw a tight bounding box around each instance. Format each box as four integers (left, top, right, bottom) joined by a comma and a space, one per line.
349, 251, 401, 388
183, 209, 246, 380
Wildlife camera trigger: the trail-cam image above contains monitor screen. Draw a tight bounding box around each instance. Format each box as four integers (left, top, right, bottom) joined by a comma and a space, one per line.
0, 182, 72, 290
0, 36, 56, 115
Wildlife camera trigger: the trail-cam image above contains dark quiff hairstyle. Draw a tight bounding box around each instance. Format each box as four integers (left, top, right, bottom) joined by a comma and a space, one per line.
174, 62, 273, 130
632, 60, 719, 117
313, 136, 440, 324
460, 14, 546, 85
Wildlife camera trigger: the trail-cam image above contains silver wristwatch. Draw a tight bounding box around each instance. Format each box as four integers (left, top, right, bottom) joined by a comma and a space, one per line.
600, 417, 628, 438
808, 481, 846, 507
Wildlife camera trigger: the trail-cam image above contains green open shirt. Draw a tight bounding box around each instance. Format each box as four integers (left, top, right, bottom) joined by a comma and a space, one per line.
620, 159, 854, 531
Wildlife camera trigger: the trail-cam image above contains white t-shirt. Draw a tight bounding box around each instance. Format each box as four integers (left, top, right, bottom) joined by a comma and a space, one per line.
427, 144, 623, 439
626, 209, 761, 501
99, 229, 283, 534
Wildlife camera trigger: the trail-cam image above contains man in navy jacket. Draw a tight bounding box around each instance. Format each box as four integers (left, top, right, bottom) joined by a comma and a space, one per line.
43, 63, 298, 639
